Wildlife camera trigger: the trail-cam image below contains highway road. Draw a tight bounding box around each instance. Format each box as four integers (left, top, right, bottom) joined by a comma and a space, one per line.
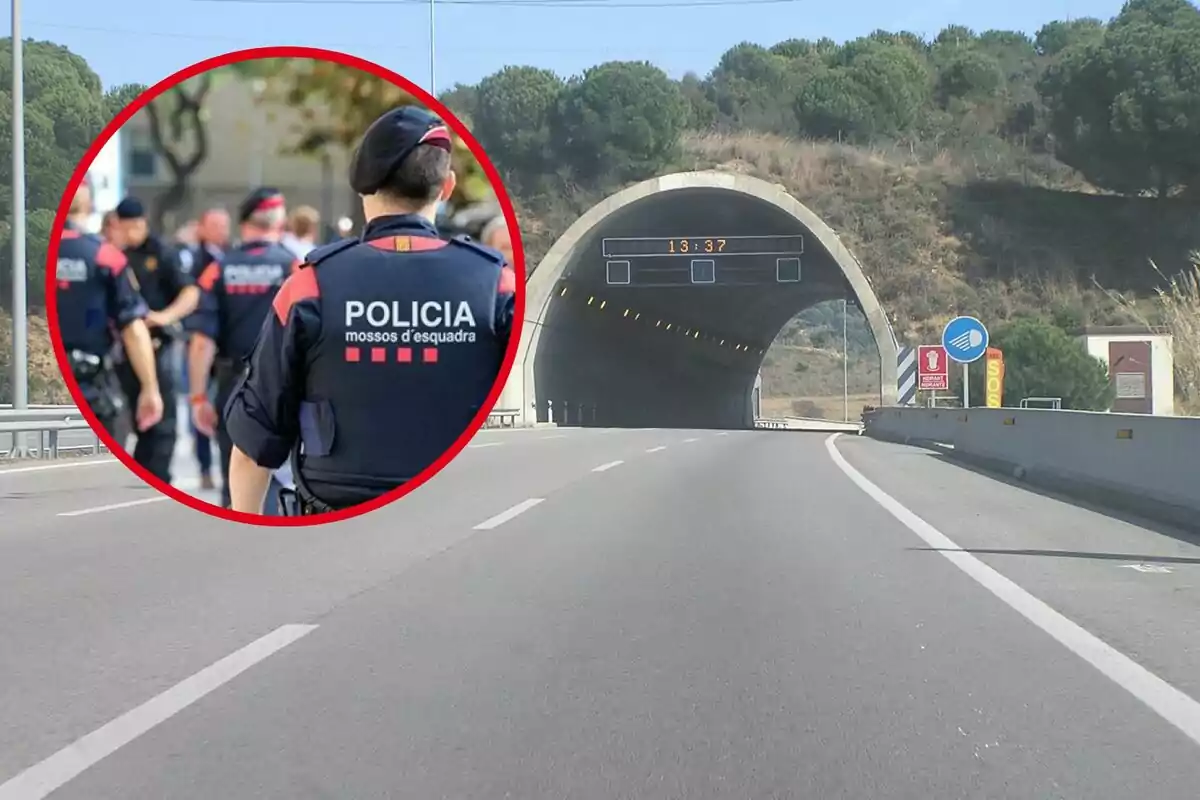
2, 427, 1200, 798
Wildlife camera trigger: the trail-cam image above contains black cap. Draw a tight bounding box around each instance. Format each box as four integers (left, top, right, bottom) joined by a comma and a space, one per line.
238, 187, 284, 223
349, 106, 453, 196
115, 197, 145, 220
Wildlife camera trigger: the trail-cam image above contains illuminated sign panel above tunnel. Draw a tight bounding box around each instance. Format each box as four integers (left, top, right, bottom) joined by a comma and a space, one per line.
600, 235, 806, 288
602, 235, 804, 258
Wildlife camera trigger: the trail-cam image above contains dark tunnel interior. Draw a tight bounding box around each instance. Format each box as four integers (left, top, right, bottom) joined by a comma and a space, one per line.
532, 187, 879, 428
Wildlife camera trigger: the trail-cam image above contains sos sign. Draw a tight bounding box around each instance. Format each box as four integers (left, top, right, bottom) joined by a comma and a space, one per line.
985, 348, 1005, 408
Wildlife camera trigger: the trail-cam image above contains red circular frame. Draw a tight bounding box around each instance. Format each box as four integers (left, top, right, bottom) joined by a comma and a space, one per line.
45, 45, 527, 528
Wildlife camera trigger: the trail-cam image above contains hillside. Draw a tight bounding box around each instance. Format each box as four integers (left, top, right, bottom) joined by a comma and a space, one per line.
0, 310, 73, 405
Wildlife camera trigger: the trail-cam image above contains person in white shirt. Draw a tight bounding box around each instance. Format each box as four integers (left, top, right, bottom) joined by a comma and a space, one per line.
280, 205, 320, 261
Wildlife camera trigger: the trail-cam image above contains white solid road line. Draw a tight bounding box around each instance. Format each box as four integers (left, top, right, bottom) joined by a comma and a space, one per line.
645, 446, 667, 453
592, 460, 623, 472
467, 442, 504, 449
0, 624, 318, 800
474, 498, 545, 530
57, 497, 169, 517
0, 458, 118, 476
825, 433, 1200, 749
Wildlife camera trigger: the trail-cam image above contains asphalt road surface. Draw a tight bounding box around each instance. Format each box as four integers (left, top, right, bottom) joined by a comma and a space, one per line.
2, 428, 1200, 798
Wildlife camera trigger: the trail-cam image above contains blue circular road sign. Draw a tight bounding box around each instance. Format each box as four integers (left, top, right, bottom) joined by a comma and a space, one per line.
941, 316, 989, 363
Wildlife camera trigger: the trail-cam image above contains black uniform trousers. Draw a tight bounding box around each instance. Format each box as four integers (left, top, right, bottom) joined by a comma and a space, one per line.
116, 340, 177, 484
213, 360, 242, 510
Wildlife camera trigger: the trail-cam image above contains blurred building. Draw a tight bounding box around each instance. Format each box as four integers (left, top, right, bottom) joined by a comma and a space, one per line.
1076, 325, 1175, 416
86, 131, 125, 234
119, 76, 355, 233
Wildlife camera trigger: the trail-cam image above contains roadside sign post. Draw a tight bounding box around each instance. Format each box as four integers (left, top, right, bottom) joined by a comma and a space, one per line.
917, 345, 949, 394
941, 316, 990, 408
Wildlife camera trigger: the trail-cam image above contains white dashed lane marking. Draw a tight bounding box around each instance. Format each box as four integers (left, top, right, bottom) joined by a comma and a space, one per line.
0, 624, 319, 800
473, 498, 545, 530
57, 497, 169, 517
0, 459, 118, 476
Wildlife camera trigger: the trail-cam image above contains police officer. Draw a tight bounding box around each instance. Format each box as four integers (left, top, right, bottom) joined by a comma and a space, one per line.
55, 183, 164, 439
112, 197, 200, 483
186, 207, 231, 492
186, 188, 300, 509
223, 106, 517, 515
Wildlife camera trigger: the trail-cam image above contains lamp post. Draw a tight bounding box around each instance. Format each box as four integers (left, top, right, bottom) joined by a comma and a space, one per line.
842, 298, 849, 422
10, 0, 28, 435
428, 0, 437, 96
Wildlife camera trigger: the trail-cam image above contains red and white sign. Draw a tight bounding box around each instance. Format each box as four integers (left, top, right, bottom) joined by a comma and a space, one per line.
918, 345, 949, 391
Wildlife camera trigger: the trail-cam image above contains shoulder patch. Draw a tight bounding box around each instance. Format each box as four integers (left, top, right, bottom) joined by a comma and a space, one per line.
498, 265, 517, 295
302, 238, 358, 269
197, 262, 221, 292
448, 234, 506, 265
95, 242, 128, 273
273, 268, 321, 324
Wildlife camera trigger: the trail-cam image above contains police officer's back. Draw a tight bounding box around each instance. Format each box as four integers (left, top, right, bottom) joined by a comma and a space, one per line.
112, 198, 200, 483
224, 106, 517, 515
186, 189, 300, 509
55, 184, 164, 439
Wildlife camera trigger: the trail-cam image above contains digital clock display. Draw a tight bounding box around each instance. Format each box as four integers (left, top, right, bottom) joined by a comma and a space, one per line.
602, 234, 804, 258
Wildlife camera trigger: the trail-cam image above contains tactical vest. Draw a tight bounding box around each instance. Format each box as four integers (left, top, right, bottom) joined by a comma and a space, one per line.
55, 228, 122, 355
215, 241, 294, 363
296, 233, 507, 494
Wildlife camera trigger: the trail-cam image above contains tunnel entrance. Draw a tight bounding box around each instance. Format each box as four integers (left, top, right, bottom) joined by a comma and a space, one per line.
508, 172, 898, 428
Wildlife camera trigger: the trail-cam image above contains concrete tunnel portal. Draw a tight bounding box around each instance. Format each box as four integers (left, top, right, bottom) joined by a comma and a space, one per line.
507, 172, 899, 428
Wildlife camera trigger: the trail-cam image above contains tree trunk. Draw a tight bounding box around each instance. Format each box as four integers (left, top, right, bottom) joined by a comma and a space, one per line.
145, 75, 213, 234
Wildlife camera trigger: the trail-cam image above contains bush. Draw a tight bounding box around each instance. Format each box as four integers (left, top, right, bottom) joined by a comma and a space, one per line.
964, 317, 1113, 409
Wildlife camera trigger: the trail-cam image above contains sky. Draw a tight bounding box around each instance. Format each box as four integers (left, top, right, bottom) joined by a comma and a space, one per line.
7, 0, 1131, 93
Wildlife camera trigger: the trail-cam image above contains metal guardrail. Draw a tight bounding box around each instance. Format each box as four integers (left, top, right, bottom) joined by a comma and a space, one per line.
1020, 397, 1063, 409
0, 404, 79, 410
0, 407, 103, 460
754, 416, 864, 432
2, 405, 527, 460
484, 408, 521, 428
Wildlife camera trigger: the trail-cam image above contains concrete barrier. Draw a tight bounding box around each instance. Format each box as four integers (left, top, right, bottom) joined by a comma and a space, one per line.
862, 407, 1200, 533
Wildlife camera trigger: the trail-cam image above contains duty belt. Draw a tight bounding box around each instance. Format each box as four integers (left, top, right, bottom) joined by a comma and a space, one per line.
68, 349, 109, 381
68, 350, 119, 420
279, 445, 338, 517
277, 484, 336, 517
